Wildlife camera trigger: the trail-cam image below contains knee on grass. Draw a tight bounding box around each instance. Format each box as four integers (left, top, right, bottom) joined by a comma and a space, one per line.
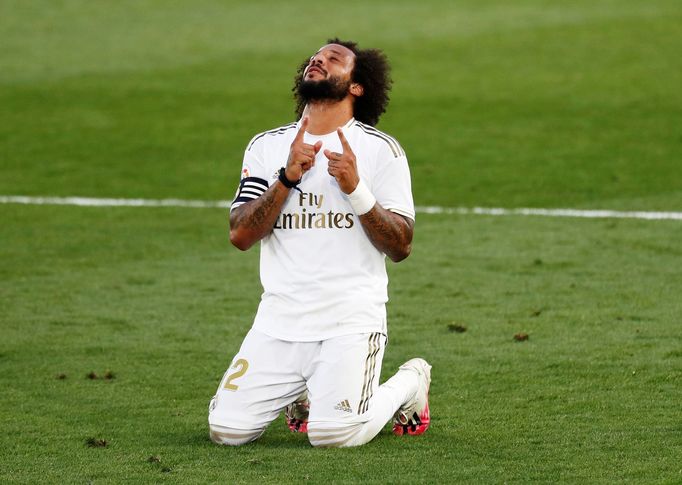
209, 424, 264, 446
307, 422, 367, 448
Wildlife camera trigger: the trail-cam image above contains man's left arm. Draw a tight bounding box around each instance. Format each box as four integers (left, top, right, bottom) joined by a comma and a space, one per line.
326, 127, 414, 262
358, 206, 413, 262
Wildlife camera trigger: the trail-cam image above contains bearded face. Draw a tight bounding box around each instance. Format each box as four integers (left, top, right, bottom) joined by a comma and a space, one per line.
297, 75, 352, 103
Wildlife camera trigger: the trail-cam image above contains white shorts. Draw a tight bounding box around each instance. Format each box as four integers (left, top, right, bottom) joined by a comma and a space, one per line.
208, 328, 386, 431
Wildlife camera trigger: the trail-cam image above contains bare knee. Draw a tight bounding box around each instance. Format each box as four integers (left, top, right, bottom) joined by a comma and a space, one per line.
307, 423, 363, 448
209, 423, 264, 446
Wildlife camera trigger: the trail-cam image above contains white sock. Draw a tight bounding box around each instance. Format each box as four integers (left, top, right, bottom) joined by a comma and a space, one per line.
379, 367, 420, 409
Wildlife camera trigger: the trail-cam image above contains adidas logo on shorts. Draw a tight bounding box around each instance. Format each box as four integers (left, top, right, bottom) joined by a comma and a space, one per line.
334, 399, 353, 413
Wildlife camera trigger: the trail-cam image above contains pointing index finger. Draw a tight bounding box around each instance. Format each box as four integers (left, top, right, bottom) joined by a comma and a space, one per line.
337, 127, 351, 152
295, 117, 309, 142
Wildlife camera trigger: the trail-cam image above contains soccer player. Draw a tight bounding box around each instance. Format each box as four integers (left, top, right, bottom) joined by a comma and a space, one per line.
208, 38, 431, 448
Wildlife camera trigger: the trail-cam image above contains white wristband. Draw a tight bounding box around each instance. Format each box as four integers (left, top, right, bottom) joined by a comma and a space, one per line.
347, 179, 376, 215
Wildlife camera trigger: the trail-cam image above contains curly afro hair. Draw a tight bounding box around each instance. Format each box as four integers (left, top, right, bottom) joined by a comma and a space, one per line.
293, 38, 393, 127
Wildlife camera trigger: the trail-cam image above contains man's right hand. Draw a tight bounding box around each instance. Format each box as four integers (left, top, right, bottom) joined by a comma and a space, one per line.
285, 116, 322, 182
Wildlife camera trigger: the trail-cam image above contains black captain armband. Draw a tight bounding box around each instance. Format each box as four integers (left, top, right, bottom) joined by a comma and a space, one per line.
278, 167, 302, 192
231, 176, 269, 210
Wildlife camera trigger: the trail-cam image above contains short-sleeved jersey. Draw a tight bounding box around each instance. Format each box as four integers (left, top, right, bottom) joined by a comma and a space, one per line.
231, 117, 415, 342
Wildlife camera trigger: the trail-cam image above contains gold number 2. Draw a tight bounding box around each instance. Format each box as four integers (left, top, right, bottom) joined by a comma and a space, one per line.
223, 359, 249, 391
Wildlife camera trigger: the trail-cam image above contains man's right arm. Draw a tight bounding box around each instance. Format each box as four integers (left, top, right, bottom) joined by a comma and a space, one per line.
230, 117, 321, 251
229, 182, 291, 251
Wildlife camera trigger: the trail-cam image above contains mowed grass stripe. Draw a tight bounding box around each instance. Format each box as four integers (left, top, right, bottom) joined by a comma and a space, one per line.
1, 195, 681, 221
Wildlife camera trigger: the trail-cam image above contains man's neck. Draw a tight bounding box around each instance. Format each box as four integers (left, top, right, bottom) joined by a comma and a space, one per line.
301, 98, 354, 135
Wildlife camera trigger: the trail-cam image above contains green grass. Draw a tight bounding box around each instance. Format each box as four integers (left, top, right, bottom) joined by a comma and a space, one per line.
1, 0, 682, 483
2, 206, 681, 483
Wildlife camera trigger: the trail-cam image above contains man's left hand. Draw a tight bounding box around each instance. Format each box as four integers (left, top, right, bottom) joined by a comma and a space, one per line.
325, 128, 360, 194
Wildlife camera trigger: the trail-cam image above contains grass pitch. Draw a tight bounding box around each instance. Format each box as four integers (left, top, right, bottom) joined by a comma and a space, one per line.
2, 207, 681, 483
1, 0, 681, 483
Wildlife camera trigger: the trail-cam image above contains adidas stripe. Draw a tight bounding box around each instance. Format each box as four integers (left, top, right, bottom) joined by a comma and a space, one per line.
247, 123, 297, 151
357, 332, 382, 414
354, 121, 405, 158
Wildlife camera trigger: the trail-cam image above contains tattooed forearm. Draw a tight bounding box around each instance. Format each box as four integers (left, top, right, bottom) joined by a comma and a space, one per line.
232, 190, 278, 229
229, 182, 291, 250
358, 206, 414, 262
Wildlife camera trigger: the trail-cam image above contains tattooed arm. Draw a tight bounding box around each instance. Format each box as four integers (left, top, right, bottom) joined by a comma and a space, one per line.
358, 206, 414, 262
229, 182, 291, 251
325, 127, 414, 262
230, 117, 321, 251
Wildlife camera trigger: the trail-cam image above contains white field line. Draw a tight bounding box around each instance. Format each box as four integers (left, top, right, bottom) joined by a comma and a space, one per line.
1, 195, 681, 221
417, 205, 682, 220
0, 195, 231, 209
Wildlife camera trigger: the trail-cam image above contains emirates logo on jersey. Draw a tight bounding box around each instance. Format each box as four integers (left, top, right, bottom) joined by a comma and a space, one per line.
273, 192, 355, 230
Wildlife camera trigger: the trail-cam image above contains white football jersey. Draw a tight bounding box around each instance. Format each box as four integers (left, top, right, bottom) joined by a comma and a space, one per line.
231, 117, 415, 341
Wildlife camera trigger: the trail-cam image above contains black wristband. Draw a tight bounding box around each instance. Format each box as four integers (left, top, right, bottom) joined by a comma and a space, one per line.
278, 167, 301, 189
